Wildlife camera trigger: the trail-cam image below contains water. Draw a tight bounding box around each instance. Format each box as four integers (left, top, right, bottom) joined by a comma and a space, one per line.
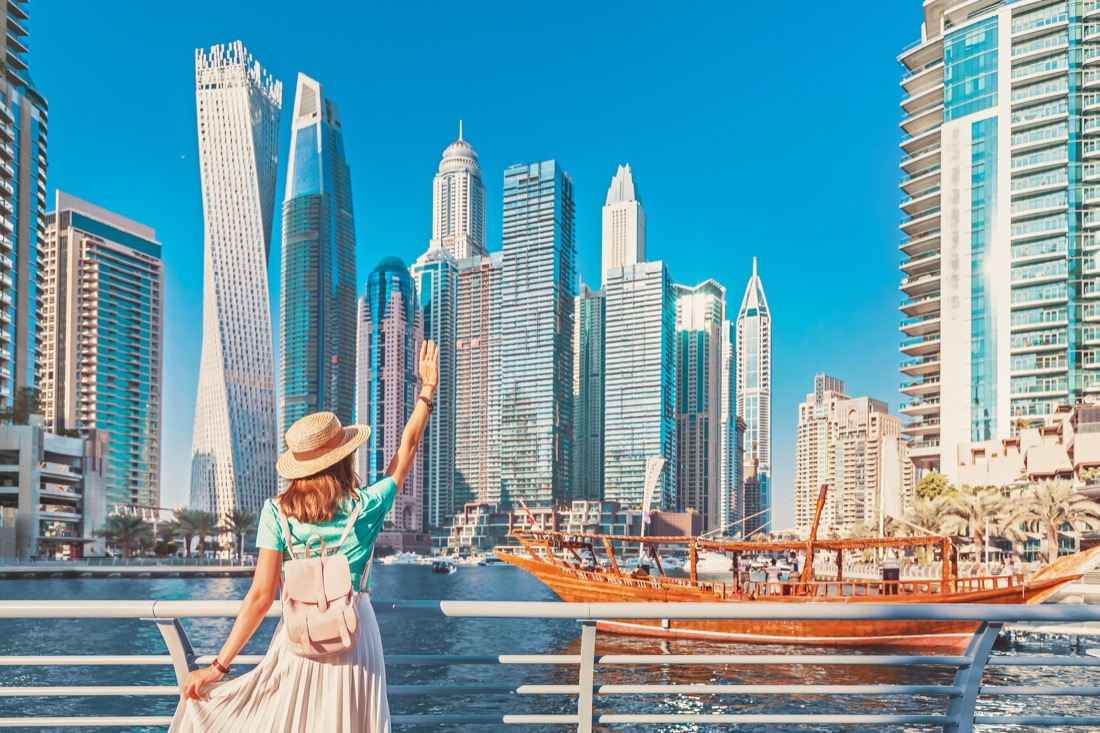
1, 566, 1098, 732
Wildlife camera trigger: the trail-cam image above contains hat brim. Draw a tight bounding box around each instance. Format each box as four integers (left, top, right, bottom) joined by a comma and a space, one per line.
275, 425, 371, 480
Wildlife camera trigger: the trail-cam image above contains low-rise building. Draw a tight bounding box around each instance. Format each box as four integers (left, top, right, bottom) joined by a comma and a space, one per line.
0, 421, 109, 559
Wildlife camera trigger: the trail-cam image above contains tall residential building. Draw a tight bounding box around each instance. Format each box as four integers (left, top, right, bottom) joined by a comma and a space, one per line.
898, 0, 1100, 477
410, 248, 457, 527
0, 2, 47, 403
280, 74, 357, 446
190, 42, 282, 517
674, 280, 725, 532
601, 164, 645, 284
737, 257, 771, 536
794, 375, 912, 537
432, 125, 487, 260
604, 261, 676, 510
42, 193, 163, 510
719, 318, 743, 535
494, 161, 575, 508
357, 257, 424, 532
455, 253, 502, 507
574, 283, 605, 502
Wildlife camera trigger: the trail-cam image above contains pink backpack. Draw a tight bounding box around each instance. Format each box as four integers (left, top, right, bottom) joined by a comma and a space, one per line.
275, 498, 370, 658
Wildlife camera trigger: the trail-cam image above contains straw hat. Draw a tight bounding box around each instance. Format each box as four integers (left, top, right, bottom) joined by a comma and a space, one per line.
276, 412, 370, 480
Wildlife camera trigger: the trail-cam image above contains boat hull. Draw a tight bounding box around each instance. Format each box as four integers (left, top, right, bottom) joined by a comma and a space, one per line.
496, 551, 1077, 650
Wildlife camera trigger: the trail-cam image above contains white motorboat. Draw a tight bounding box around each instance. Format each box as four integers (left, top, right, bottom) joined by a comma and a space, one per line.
382, 552, 422, 565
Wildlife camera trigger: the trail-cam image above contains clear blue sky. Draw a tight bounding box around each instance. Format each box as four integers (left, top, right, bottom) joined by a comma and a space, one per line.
34, 1, 925, 528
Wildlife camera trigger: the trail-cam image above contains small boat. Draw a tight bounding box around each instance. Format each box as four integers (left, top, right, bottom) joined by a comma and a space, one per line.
477, 556, 508, 567
496, 485, 1100, 650
431, 559, 456, 574
382, 552, 422, 565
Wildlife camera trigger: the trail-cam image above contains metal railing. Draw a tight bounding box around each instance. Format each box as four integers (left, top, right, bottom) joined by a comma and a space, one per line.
1, 600, 1100, 731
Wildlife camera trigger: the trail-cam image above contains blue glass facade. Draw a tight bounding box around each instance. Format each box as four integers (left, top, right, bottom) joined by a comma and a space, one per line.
280, 77, 357, 444
970, 118, 997, 441
944, 18, 998, 122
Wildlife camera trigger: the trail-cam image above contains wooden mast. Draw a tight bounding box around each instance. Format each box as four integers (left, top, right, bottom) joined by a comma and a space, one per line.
798, 484, 830, 586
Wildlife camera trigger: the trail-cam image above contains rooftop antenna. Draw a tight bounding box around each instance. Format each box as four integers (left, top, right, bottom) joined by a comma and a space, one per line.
459, 119, 463, 141
753, 256, 758, 277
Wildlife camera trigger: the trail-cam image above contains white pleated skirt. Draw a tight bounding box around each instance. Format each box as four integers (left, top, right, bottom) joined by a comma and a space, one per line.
169, 596, 390, 733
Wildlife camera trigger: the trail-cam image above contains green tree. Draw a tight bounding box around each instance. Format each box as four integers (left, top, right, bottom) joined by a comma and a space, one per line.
172, 509, 204, 559
192, 510, 219, 559
915, 471, 952, 500
1011, 479, 1100, 562
0, 386, 41, 425
900, 496, 949, 536
219, 509, 258, 562
942, 485, 1006, 551
94, 514, 153, 559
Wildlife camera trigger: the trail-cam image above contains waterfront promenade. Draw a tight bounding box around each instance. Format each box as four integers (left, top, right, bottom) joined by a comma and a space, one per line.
0, 559, 257, 579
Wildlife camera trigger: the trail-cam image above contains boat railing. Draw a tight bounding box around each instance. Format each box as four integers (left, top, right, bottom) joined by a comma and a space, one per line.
2, 600, 1100, 731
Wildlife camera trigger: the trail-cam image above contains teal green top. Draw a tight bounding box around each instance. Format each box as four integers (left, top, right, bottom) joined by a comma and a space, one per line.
256, 476, 397, 590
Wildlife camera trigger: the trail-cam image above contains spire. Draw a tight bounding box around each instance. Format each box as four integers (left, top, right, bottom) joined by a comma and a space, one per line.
605, 164, 640, 206
459, 119, 463, 141
739, 257, 769, 318
753, 256, 757, 278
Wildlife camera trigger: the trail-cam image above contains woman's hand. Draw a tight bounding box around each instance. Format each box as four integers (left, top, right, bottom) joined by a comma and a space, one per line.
182, 665, 225, 701
419, 339, 439, 391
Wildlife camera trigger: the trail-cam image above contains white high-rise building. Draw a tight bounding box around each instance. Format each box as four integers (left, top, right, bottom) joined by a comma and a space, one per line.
601, 164, 646, 284
737, 257, 771, 536
604, 261, 676, 510
190, 42, 282, 517
899, 0, 1100, 477
432, 123, 487, 260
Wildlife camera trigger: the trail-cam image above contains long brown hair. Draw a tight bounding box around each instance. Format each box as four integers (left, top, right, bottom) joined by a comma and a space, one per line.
280, 454, 359, 523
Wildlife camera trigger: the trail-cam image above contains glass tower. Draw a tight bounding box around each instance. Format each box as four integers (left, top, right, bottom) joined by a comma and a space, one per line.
574, 283, 605, 502
190, 42, 282, 517
737, 257, 771, 536
674, 280, 726, 532
432, 125, 487, 260
280, 74, 357, 445
604, 261, 677, 510
0, 1, 47, 404
357, 257, 424, 532
42, 193, 163, 511
494, 161, 575, 508
899, 0, 1100, 476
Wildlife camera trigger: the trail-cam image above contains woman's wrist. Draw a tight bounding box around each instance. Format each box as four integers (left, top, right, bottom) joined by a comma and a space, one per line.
420, 384, 436, 399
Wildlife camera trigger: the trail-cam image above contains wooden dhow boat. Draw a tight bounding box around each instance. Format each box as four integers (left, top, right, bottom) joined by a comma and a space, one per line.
496, 487, 1100, 649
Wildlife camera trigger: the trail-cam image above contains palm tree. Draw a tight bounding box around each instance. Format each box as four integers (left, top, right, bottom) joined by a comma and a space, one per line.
899, 496, 949, 536
192, 510, 219, 559
942, 485, 1006, 551
94, 514, 153, 559
219, 509, 258, 562
172, 509, 201, 559
1011, 479, 1100, 562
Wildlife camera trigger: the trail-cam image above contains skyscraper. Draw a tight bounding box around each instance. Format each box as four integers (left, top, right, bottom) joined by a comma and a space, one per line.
898, 1, 1100, 476
280, 74, 357, 445
0, 2, 47, 403
357, 258, 424, 532
495, 161, 575, 508
737, 257, 771, 536
410, 248, 457, 527
604, 261, 676, 510
190, 42, 282, 517
42, 193, 163, 511
432, 124, 487, 260
455, 252, 502, 507
574, 283, 605, 502
601, 164, 645, 283
674, 280, 725, 531
719, 318, 743, 535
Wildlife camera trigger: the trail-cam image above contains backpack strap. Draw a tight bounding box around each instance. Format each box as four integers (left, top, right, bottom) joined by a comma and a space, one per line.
360, 544, 376, 593
331, 495, 363, 552
273, 498, 300, 560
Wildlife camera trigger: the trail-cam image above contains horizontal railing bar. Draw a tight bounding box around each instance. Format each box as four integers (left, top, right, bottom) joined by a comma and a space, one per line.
384, 654, 582, 665
596, 684, 962, 696
988, 656, 1100, 666
1, 599, 1098, 623
0, 686, 179, 697
193, 655, 264, 665
980, 685, 1100, 696
596, 713, 954, 724
0, 655, 173, 666
390, 714, 581, 724
973, 715, 1100, 726
0, 718, 174, 728
597, 654, 973, 666
387, 684, 580, 696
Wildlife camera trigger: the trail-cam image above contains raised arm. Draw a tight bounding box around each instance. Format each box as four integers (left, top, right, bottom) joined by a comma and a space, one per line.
385, 339, 438, 490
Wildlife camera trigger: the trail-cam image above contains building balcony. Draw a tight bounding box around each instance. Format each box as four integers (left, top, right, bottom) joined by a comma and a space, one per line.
900, 208, 942, 238
900, 311, 941, 337
900, 355, 941, 377
901, 82, 944, 115
900, 143, 941, 178
1011, 336, 1068, 353
39, 462, 82, 484
899, 35, 942, 73
903, 417, 941, 435
900, 269, 940, 297
900, 126, 941, 158
900, 396, 940, 417
900, 229, 941, 258
900, 332, 941, 357
901, 58, 943, 93
901, 376, 940, 397
899, 291, 941, 317
901, 187, 941, 218
901, 249, 941, 277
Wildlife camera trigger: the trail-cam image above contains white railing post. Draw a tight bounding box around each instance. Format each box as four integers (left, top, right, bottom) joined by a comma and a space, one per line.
944, 621, 1002, 733
576, 621, 597, 733
147, 618, 196, 689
